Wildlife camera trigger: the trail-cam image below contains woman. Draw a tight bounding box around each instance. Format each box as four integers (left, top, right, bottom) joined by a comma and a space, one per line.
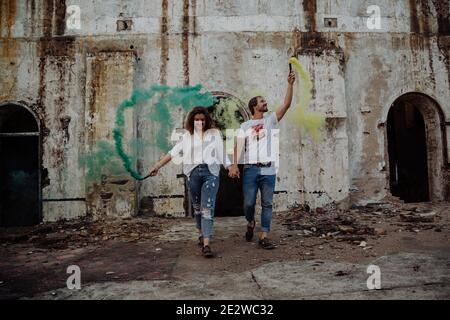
148, 107, 236, 257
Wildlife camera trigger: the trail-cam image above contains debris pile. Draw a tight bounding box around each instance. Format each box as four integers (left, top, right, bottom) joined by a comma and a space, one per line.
280, 200, 444, 244
399, 208, 436, 223
397, 208, 441, 232
0, 217, 166, 249
282, 211, 377, 244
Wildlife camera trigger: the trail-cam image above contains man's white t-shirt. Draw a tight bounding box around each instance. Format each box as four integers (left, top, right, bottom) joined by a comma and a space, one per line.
239, 112, 279, 175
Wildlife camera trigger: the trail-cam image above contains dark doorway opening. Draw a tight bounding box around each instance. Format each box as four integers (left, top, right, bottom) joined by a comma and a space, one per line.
207, 93, 248, 217
0, 104, 40, 227
387, 100, 429, 203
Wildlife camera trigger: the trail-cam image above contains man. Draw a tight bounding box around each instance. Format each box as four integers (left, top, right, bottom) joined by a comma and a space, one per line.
229, 70, 295, 249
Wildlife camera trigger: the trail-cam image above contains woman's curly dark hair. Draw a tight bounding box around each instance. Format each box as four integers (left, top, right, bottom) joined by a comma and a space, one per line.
185, 107, 215, 135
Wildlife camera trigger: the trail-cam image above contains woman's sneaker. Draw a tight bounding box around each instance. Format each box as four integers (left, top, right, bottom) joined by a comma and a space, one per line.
245, 220, 255, 242
202, 245, 214, 258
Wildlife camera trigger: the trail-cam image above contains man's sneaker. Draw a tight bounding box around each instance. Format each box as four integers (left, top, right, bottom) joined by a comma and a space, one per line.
258, 238, 276, 250
245, 221, 255, 242
202, 245, 214, 258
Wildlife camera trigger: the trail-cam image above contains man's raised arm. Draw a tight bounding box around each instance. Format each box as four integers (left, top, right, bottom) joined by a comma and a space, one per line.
275, 71, 296, 122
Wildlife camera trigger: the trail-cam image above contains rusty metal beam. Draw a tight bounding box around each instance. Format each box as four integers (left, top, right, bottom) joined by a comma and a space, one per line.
0, 132, 39, 136
42, 198, 86, 202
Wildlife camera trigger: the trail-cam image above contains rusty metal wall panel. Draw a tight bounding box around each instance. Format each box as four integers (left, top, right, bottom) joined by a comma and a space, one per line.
39, 51, 87, 221
84, 51, 136, 218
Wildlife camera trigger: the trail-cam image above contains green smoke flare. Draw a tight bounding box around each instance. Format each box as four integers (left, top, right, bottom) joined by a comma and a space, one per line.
113, 84, 216, 180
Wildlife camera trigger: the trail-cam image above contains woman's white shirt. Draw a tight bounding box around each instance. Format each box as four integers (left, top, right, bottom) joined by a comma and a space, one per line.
169, 129, 231, 177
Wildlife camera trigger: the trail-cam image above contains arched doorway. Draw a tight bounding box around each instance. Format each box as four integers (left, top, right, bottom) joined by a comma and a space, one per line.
386, 93, 446, 203
207, 92, 250, 216
0, 103, 41, 227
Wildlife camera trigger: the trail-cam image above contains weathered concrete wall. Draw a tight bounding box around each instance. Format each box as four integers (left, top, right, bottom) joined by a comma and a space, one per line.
0, 0, 449, 221
84, 51, 136, 218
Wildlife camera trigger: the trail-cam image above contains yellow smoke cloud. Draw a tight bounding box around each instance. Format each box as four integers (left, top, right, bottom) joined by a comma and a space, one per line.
288, 57, 325, 140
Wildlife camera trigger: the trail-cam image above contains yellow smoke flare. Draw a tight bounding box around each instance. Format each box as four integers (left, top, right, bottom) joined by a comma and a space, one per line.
288, 57, 325, 140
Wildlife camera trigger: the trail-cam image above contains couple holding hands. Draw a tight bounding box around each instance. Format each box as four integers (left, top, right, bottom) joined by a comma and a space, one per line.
148, 71, 295, 257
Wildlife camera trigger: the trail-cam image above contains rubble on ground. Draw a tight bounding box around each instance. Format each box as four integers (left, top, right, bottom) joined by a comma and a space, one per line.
400, 209, 436, 223
0, 217, 167, 249
279, 200, 445, 244
0, 199, 446, 251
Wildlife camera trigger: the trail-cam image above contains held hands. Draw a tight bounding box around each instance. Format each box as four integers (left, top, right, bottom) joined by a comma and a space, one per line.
228, 164, 240, 179
150, 164, 239, 178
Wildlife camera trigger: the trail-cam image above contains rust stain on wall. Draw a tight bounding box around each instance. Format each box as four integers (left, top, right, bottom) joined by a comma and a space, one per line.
191, 0, 198, 36
84, 39, 141, 56
409, 0, 420, 33
433, 0, 450, 34
86, 57, 104, 144
302, 0, 317, 32
0, 0, 18, 58
84, 52, 136, 218
54, 0, 66, 36
409, 0, 448, 35
298, 32, 340, 55
433, 0, 450, 89
38, 0, 72, 136
30, 0, 37, 36
40, 37, 76, 57
37, 37, 75, 139
407, 0, 439, 88
0, 0, 17, 37
42, 0, 54, 37
0, 39, 18, 61
0, 2, 19, 106
417, 4, 435, 87
159, 0, 169, 84
290, 27, 301, 55
420, 0, 432, 35
182, 0, 190, 85
41, 0, 66, 37
409, 0, 433, 34
295, 31, 345, 73
245, 32, 289, 50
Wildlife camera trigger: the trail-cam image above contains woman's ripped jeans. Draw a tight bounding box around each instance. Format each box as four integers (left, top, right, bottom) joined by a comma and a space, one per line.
186, 164, 220, 238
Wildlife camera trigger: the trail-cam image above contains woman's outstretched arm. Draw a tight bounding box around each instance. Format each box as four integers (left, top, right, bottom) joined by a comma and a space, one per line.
149, 131, 185, 176
148, 154, 172, 176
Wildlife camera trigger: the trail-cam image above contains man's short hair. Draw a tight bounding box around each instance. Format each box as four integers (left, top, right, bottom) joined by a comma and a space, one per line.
248, 96, 261, 115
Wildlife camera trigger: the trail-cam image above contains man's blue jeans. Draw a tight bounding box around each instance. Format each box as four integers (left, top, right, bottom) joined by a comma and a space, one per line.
187, 164, 219, 238
242, 165, 276, 233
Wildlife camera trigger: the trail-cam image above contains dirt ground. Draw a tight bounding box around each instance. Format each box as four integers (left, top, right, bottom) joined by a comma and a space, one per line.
0, 200, 449, 299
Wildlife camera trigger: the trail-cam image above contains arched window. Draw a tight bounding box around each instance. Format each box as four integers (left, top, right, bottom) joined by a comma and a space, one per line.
0, 103, 41, 226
